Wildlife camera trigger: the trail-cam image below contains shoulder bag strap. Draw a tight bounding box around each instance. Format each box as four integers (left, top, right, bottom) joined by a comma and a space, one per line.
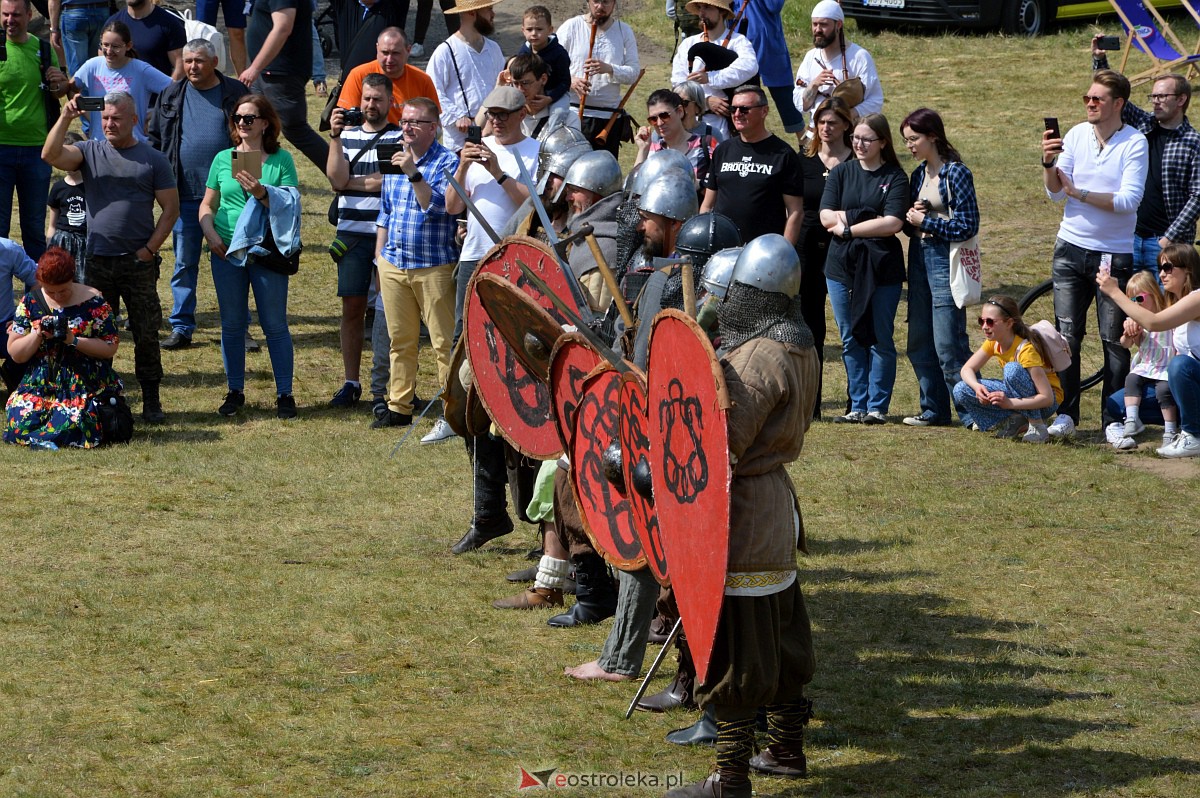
347, 123, 398, 171
446, 38, 472, 116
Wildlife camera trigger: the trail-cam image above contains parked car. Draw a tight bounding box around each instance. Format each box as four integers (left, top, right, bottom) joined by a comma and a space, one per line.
846, 0, 1185, 38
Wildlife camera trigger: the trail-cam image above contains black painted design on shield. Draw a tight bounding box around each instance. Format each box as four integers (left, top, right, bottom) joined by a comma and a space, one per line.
577, 378, 640, 559
625, 385, 667, 576
657, 378, 708, 504
485, 319, 549, 426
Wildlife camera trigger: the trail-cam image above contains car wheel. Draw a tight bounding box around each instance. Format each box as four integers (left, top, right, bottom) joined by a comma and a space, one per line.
1001, 0, 1051, 36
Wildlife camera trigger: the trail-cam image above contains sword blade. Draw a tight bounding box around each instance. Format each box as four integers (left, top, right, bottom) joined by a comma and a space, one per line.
624, 617, 683, 719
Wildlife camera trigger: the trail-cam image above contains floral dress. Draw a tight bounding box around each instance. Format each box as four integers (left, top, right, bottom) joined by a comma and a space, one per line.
3, 292, 123, 449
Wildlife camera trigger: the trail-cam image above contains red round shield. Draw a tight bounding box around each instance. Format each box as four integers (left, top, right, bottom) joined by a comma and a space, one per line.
464, 237, 578, 459
646, 309, 731, 685
570, 367, 647, 571
548, 332, 604, 455
619, 371, 669, 587
474, 273, 563, 382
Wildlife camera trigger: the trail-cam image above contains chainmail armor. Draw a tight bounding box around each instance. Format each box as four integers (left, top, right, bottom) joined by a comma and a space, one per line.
717, 281, 813, 353
659, 261, 706, 311
614, 193, 645, 285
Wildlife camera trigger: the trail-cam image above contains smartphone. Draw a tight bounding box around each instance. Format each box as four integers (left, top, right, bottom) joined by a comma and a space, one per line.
77, 96, 104, 112
1099, 252, 1112, 278
1044, 116, 1060, 141
1098, 35, 1121, 50
466, 124, 483, 145
230, 149, 263, 180
377, 142, 404, 174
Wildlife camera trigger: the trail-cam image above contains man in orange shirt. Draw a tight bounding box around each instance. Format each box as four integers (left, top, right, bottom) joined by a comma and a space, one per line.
338, 27, 439, 125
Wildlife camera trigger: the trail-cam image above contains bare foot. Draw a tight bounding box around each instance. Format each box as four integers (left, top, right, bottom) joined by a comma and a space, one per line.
564, 660, 632, 682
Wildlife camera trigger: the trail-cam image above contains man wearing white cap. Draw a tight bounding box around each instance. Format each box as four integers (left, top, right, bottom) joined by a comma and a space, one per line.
793, 0, 883, 133
427, 0, 506, 152
669, 0, 758, 142
558, 0, 641, 155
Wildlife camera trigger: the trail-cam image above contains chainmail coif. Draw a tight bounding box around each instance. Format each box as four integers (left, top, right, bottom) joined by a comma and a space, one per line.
614, 193, 645, 284
717, 281, 813, 353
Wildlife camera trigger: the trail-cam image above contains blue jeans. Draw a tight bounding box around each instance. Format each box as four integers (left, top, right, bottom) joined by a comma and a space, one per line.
169, 199, 203, 336
1168, 353, 1200, 436
211, 252, 294, 395
1050, 238, 1132, 424
907, 237, 973, 423
0, 145, 51, 261
827, 278, 902, 414
1105, 385, 1165, 426
452, 258, 480, 345
953, 361, 1058, 431
1132, 234, 1162, 273
59, 4, 110, 75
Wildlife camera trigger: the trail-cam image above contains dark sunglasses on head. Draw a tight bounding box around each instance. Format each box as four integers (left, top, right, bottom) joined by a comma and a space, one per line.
232, 114, 260, 125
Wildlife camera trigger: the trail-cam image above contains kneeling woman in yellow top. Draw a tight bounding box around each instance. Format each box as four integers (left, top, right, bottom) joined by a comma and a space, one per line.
953, 295, 1063, 443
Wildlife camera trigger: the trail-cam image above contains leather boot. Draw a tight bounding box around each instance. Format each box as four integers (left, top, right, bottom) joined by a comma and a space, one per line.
506, 565, 538, 583
664, 715, 754, 797
547, 553, 617, 627
636, 664, 695, 712
665, 704, 717, 746
647, 613, 673, 644
749, 698, 813, 779
141, 379, 166, 424
451, 514, 514, 554
492, 586, 564, 609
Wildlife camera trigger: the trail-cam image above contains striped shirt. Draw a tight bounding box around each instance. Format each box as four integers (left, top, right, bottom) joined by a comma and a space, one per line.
336, 124, 403, 236
377, 140, 460, 270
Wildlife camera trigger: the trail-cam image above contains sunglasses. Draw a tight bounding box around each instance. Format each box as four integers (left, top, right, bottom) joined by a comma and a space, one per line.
232, 114, 261, 126
647, 110, 675, 124
485, 109, 512, 122
1082, 94, 1110, 105
1160, 262, 1177, 273
977, 317, 1002, 327
730, 104, 765, 115
1133, 292, 1149, 303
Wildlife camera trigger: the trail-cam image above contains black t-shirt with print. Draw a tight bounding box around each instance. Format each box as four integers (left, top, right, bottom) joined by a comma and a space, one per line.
705, 133, 804, 243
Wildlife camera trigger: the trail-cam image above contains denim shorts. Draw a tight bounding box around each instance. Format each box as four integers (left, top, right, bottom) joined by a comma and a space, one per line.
336, 233, 377, 297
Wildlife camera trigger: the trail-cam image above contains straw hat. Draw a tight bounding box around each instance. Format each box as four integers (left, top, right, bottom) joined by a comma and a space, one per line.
444, 0, 501, 14
685, 0, 733, 15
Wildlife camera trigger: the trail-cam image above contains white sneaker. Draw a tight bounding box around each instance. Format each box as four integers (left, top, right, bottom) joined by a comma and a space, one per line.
421, 416, 457, 444
1022, 424, 1050, 443
1123, 418, 1146, 437
1159, 431, 1200, 458
1156, 434, 1180, 456
1113, 436, 1138, 451
1105, 422, 1126, 445
1047, 414, 1076, 438
410, 42, 425, 58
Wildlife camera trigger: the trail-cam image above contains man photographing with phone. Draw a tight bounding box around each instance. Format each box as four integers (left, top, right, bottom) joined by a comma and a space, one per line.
1041, 68, 1148, 437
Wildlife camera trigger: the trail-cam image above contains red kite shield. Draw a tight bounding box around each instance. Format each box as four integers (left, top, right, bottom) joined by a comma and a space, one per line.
464, 237, 578, 459
646, 309, 731, 685
548, 332, 604, 455
570, 367, 647, 571
620, 371, 669, 587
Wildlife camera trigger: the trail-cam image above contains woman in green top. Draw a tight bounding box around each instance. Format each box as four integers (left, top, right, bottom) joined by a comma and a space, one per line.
198, 94, 300, 419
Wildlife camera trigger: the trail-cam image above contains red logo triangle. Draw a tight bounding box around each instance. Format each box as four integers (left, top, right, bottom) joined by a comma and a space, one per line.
517, 767, 543, 790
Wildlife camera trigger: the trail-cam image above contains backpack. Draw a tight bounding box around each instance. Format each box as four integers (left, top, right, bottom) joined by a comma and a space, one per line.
162, 7, 231, 74
0, 37, 61, 129
1027, 320, 1072, 373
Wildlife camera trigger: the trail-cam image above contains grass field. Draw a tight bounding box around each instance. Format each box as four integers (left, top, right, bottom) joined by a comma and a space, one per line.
1, 3, 1198, 796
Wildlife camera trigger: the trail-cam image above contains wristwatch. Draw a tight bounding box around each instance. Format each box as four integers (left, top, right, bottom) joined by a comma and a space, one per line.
409, 171, 424, 184
496, 173, 509, 186
841, 224, 853, 240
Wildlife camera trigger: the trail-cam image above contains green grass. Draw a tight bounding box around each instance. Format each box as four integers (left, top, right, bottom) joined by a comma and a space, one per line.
2, 4, 1199, 797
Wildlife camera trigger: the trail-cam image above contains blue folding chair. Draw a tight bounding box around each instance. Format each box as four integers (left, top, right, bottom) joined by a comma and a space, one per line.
1109, 0, 1200, 84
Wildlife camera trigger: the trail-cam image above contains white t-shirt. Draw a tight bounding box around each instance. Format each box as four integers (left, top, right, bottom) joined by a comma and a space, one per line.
428, 35, 506, 152
460, 135, 541, 260
670, 27, 758, 142
792, 42, 883, 118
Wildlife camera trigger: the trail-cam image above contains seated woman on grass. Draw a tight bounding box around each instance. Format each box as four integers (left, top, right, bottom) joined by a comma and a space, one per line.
952, 295, 1062, 443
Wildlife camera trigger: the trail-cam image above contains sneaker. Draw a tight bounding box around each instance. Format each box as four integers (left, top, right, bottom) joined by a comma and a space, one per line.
371, 396, 389, 420
371, 409, 412, 429
330, 381, 362, 408
1021, 424, 1050, 443
245, 331, 261, 353
410, 42, 425, 57
421, 416, 458, 444
218, 389, 245, 416
833, 411, 866, 424
1113, 436, 1138, 451
1123, 418, 1146, 438
902, 410, 947, 427
276, 393, 297, 419
1159, 431, 1200, 458
1105, 422, 1126, 445
863, 410, 887, 425
1156, 434, 1181, 456
161, 331, 192, 350
996, 415, 1028, 440
1047, 414, 1076, 438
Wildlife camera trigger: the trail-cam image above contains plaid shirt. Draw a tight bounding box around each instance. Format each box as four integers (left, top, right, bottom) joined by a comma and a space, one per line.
377, 140, 460, 269
908, 160, 980, 243
1122, 103, 1200, 242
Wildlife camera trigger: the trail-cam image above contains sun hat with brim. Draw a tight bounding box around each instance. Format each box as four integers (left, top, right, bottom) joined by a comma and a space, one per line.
482, 85, 526, 112
444, 0, 501, 14
685, 0, 733, 15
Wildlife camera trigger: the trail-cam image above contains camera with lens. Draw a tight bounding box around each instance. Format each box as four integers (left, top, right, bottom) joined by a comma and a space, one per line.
342, 107, 365, 127
41, 311, 69, 342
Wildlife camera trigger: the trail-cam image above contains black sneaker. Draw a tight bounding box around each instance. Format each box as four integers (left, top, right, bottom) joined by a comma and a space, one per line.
371, 396, 389, 420
218, 389, 245, 416
276, 393, 298, 419
371, 409, 412, 429
161, 331, 192, 350
330, 381, 362, 408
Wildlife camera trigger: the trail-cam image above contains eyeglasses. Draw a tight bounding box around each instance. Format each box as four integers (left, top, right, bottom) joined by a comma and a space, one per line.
1148, 92, 1180, 102
1160, 262, 1177, 273
514, 78, 539, 88
232, 114, 260, 125
902, 135, 924, 144
1082, 94, 1110, 105
978, 317, 1002, 327
647, 110, 675, 124
400, 119, 436, 128
730, 104, 766, 115
100, 42, 127, 50
486, 109, 513, 122
851, 135, 880, 146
